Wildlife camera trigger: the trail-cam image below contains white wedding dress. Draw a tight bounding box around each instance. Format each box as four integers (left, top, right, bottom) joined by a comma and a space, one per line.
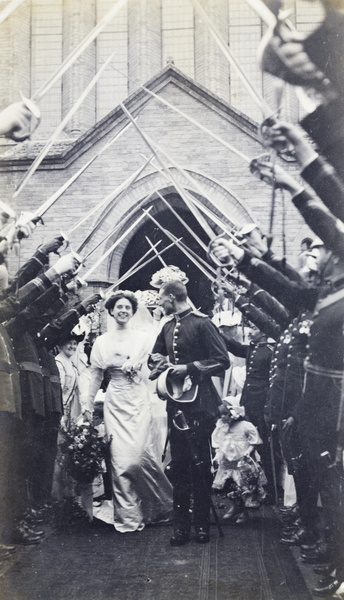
89, 328, 172, 532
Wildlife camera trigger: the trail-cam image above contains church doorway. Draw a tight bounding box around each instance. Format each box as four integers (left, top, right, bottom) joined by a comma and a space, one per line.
117, 194, 216, 314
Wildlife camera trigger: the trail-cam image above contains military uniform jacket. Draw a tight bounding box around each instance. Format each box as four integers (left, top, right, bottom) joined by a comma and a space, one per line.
301, 155, 344, 224
269, 314, 310, 424
151, 307, 230, 416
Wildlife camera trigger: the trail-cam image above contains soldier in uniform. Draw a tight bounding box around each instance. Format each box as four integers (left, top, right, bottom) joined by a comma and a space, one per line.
211, 156, 344, 595
149, 280, 229, 546
0, 251, 80, 546
220, 323, 276, 501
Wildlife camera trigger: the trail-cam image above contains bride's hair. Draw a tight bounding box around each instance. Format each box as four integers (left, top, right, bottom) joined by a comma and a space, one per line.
104, 290, 138, 315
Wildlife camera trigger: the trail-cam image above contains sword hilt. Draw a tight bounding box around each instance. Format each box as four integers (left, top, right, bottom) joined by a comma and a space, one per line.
70, 249, 84, 274
75, 276, 87, 288
207, 234, 236, 268
173, 410, 190, 432
59, 230, 70, 253
249, 153, 283, 190
259, 116, 296, 162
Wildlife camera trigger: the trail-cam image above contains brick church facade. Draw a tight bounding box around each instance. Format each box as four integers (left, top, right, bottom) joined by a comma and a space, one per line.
0, 0, 320, 309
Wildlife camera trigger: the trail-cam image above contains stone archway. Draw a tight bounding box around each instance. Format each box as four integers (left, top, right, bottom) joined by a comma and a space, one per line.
83, 167, 254, 289
116, 192, 216, 314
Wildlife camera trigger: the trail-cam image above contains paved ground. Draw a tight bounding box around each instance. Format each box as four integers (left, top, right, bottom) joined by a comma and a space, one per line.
1, 504, 332, 600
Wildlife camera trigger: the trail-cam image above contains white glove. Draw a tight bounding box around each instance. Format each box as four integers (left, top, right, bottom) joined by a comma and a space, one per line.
17, 221, 36, 239
15, 211, 37, 240
16, 211, 36, 228
53, 253, 81, 276
0, 101, 33, 139
211, 239, 244, 264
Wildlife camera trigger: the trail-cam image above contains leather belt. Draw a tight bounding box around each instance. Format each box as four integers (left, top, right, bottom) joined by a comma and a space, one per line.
19, 361, 42, 375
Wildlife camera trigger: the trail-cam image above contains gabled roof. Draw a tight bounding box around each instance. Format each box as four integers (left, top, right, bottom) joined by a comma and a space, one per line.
0, 64, 260, 170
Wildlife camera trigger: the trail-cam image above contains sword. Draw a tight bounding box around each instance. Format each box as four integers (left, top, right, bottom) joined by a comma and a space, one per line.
244, 0, 281, 29
147, 187, 233, 280
122, 104, 249, 229
8, 0, 129, 142
154, 189, 208, 252
127, 239, 162, 273
177, 238, 218, 278
105, 239, 162, 288
106, 238, 183, 291
190, 0, 299, 162
170, 238, 216, 283
75, 165, 154, 254
0, 0, 26, 25
141, 156, 241, 275
29, 121, 134, 219
148, 156, 215, 241
78, 189, 157, 258
14, 54, 114, 197
145, 236, 168, 268
270, 424, 280, 506
81, 207, 152, 281
33, 0, 128, 104
121, 103, 215, 240
189, 0, 272, 117
142, 209, 215, 284
243, 0, 332, 114
141, 86, 252, 163
145, 234, 197, 311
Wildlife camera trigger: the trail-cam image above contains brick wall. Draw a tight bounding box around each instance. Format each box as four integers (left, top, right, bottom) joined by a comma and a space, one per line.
0, 1, 318, 290
0, 67, 312, 289
62, 0, 96, 136
128, 0, 162, 93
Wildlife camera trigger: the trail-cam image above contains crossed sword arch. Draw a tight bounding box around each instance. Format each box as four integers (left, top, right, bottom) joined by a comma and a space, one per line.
3, 0, 302, 292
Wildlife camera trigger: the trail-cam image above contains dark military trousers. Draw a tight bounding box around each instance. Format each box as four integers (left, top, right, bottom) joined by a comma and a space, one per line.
298, 372, 344, 569
168, 412, 215, 533
0, 412, 29, 541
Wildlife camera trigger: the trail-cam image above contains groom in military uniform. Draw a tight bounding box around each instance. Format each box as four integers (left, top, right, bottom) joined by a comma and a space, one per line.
149, 280, 229, 546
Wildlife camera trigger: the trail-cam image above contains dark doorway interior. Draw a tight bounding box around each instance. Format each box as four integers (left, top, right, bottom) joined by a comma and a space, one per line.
118, 195, 216, 314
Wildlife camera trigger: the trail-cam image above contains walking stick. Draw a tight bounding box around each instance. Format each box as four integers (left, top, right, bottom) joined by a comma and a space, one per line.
173, 410, 224, 538
269, 424, 280, 506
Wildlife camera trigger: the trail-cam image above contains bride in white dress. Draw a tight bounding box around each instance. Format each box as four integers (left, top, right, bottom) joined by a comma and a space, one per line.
86, 290, 172, 533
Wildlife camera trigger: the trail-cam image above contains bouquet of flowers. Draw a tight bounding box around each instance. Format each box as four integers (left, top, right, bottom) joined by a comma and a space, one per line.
59, 420, 111, 484
150, 265, 189, 289
121, 358, 143, 383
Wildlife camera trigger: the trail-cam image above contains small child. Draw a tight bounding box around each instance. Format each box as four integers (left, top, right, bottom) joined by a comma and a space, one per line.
212, 396, 267, 523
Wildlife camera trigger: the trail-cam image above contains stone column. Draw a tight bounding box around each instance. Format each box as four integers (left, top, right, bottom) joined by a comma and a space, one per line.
62, 0, 96, 136
194, 0, 230, 102
127, 0, 162, 94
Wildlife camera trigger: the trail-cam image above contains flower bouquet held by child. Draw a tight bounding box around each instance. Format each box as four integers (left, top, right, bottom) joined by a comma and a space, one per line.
212, 396, 267, 523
